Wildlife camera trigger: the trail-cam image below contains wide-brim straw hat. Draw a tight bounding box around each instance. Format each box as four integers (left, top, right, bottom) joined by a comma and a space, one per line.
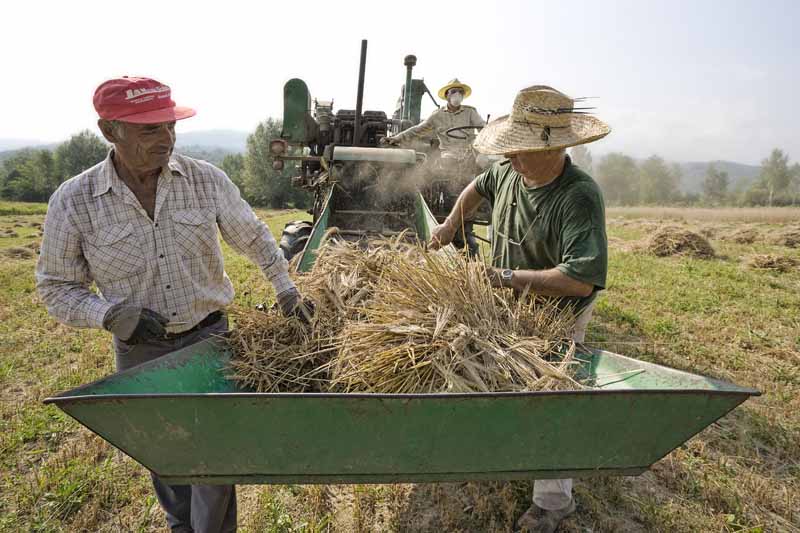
438, 78, 472, 100
474, 85, 610, 155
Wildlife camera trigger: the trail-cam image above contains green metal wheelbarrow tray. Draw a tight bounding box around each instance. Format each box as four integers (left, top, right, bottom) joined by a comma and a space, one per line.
44, 338, 759, 485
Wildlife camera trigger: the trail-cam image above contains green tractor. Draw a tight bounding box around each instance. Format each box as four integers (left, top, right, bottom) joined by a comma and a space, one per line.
269, 40, 488, 271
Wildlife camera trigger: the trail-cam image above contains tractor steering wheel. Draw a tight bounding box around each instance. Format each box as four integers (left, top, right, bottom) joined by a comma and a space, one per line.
445, 125, 484, 140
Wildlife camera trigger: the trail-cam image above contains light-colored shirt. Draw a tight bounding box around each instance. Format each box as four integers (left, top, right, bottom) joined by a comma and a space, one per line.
35, 151, 295, 333
394, 105, 485, 155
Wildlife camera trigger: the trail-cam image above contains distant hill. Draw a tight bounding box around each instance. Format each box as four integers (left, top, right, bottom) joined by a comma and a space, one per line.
175, 130, 248, 153
678, 160, 760, 194
0, 138, 53, 151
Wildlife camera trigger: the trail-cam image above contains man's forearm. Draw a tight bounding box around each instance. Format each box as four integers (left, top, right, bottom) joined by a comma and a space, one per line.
36, 278, 115, 329
444, 181, 484, 230
502, 267, 594, 297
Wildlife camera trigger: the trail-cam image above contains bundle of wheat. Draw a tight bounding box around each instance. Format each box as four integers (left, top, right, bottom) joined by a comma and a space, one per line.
746, 253, 799, 273
642, 227, 715, 259
229, 238, 583, 394
329, 252, 580, 393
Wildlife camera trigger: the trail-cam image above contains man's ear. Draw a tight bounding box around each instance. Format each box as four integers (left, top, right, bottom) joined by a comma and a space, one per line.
98, 119, 117, 144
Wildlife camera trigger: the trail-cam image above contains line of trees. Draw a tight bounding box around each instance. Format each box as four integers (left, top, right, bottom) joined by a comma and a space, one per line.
1, 125, 795, 209
220, 118, 309, 209
0, 130, 108, 202
570, 145, 800, 207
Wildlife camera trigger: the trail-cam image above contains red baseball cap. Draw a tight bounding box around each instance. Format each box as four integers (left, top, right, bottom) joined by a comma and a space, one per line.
93, 76, 196, 124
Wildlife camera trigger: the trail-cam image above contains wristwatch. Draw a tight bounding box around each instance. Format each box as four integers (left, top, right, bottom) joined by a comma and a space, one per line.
500, 268, 514, 287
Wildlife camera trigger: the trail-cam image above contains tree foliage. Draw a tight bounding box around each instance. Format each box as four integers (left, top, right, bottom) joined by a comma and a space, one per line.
242, 118, 309, 209
595, 152, 639, 205
639, 155, 681, 204
220, 153, 247, 199
569, 145, 592, 173
702, 163, 729, 204
0, 131, 107, 202
755, 148, 794, 206
53, 130, 108, 180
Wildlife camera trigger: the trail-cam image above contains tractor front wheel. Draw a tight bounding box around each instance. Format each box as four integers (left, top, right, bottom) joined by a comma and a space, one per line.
279, 220, 313, 262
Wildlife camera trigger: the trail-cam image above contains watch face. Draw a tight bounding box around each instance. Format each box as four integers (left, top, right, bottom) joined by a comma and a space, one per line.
501, 269, 513, 280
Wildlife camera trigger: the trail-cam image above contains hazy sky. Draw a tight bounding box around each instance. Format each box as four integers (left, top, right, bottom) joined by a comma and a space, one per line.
2, 0, 797, 164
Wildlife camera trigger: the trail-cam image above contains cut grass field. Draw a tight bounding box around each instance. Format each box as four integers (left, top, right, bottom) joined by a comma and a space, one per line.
0, 202, 798, 532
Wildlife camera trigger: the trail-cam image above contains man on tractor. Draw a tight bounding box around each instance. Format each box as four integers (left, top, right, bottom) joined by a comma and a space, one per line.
385, 78, 484, 158
386, 79, 486, 256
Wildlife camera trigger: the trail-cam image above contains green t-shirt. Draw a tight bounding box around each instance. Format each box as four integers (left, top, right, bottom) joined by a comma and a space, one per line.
474, 156, 608, 314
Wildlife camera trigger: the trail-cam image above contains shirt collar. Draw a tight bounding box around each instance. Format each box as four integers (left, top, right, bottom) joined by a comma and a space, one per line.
93, 150, 186, 197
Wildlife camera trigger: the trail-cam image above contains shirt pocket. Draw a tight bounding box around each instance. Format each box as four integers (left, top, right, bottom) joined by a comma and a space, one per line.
171, 209, 219, 258
85, 222, 146, 282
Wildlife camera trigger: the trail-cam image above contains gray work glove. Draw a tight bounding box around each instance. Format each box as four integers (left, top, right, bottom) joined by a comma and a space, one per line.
103, 304, 169, 344
274, 288, 314, 323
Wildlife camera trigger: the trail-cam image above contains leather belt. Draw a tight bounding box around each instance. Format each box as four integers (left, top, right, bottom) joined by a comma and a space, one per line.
164, 311, 224, 339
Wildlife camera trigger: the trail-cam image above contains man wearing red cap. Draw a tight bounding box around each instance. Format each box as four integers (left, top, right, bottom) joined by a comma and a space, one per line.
35, 77, 306, 532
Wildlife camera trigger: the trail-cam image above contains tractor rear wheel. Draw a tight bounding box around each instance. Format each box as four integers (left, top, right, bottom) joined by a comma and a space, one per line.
279, 220, 313, 262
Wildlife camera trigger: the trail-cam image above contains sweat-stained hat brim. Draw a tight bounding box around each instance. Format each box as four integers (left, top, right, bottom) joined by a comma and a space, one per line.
115, 105, 196, 124
474, 113, 610, 154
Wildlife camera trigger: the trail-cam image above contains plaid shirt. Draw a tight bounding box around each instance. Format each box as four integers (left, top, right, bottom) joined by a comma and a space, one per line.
36, 151, 295, 333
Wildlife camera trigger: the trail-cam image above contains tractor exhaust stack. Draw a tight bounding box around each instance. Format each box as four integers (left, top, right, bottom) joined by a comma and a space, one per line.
353, 39, 368, 146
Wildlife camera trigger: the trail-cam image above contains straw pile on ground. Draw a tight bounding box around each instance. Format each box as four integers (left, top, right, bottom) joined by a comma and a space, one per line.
720, 227, 760, 244
746, 253, 799, 273
770, 227, 800, 248
228, 237, 582, 394
641, 227, 715, 258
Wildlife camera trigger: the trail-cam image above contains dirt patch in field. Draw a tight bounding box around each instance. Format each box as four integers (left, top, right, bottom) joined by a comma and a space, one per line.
24, 241, 41, 253
746, 253, 799, 273
1, 229, 20, 238
639, 227, 716, 259
1, 246, 35, 259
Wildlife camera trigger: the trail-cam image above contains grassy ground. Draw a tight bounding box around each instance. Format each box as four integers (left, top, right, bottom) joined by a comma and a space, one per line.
0, 203, 798, 532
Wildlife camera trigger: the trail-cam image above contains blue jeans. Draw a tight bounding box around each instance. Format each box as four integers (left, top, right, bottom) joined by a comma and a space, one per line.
114, 314, 236, 533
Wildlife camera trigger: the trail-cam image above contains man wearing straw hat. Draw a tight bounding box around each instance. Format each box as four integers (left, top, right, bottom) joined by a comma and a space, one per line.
429, 85, 610, 532
387, 78, 486, 256
385, 78, 485, 158
36, 76, 308, 533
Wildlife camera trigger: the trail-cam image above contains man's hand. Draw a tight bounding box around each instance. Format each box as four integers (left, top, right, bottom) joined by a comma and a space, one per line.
103, 304, 169, 344
380, 136, 401, 146
485, 267, 504, 288
428, 219, 458, 250
275, 288, 314, 323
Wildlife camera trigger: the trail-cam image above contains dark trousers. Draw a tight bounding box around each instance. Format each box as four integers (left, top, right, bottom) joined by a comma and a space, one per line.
451, 221, 480, 258
114, 315, 237, 533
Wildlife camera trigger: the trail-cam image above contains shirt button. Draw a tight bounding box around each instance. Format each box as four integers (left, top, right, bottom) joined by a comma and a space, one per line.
155, 223, 159, 227
159, 254, 165, 259
172, 312, 177, 316
166, 284, 171, 289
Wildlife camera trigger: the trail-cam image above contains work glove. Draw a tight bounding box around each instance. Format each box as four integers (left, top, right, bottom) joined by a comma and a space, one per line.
103, 304, 169, 344
275, 288, 315, 323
